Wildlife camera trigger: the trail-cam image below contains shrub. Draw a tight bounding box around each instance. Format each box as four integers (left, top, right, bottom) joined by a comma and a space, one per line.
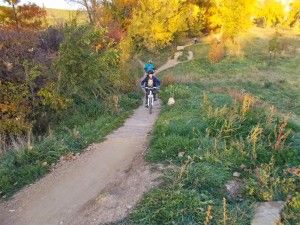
162, 74, 177, 87
56, 24, 134, 102
208, 40, 225, 63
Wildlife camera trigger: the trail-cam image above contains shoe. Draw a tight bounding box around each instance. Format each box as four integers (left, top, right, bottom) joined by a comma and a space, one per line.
145, 104, 148, 108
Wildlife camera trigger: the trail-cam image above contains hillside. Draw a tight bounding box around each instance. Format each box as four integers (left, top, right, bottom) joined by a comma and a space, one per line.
46, 8, 88, 25
0, 6, 88, 25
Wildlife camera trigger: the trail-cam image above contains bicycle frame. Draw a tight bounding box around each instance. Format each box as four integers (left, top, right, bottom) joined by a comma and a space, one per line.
145, 87, 157, 114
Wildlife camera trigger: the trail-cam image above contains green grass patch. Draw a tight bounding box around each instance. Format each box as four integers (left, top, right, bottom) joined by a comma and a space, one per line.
137, 45, 177, 68
120, 28, 300, 225
122, 83, 299, 225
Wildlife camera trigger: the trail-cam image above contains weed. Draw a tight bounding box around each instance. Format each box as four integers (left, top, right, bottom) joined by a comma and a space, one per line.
223, 198, 227, 225
249, 125, 263, 160
208, 40, 225, 63
204, 205, 213, 225
274, 118, 291, 151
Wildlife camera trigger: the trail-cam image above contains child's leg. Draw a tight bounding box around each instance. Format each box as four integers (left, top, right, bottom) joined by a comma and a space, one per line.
145, 90, 149, 106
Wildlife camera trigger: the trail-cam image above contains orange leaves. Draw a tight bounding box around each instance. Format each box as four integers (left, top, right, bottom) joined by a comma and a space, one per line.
0, 103, 17, 113
1, 2, 47, 29
208, 39, 225, 63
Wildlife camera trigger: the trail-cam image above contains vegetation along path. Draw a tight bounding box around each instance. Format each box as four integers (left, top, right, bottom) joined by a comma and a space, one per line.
0, 101, 161, 225
0, 45, 197, 225
0, 46, 194, 225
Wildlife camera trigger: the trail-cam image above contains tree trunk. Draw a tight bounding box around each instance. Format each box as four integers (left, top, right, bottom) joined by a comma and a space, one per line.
83, 0, 94, 24
12, 3, 20, 30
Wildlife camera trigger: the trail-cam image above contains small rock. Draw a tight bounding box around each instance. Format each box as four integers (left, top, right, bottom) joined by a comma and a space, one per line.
4, 61, 13, 71
233, 172, 241, 177
156, 164, 165, 171
9, 209, 15, 212
225, 179, 243, 200
251, 201, 285, 225
187, 51, 194, 60
240, 164, 246, 170
126, 205, 132, 209
168, 97, 175, 106
178, 152, 185, 158
42, 162, 48, 167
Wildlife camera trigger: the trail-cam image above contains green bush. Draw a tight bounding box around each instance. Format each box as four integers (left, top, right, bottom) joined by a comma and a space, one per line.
56, 24, 134, 102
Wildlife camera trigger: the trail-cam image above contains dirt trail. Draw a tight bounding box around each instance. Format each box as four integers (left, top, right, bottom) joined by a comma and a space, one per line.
156, 44, 194, 73
0, 46, 193, 225
0, 101, 161, 225
138, 44, 194, 75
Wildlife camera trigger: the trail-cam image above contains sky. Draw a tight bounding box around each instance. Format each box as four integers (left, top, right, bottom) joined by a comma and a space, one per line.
0, 0, 295, 10
0, 0, 81, 10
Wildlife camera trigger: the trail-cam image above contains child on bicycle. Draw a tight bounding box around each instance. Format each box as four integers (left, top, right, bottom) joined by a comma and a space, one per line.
141, 71, 160, 107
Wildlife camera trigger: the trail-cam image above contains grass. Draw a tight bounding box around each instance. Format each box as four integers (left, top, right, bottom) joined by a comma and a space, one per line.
137, 44, 178, 68
120, 28, 300, 225
46, 8, 88, 25
0, 93, 141, 197
121, 84, 299, 225
160, 29, 300, 121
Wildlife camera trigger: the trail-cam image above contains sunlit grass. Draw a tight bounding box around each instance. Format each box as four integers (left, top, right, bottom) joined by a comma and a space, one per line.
46, 8, 88, 25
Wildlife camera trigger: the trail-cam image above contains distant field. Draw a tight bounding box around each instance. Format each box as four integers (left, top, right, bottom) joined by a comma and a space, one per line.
0, 6, 88, 26
46, 8, 88, 25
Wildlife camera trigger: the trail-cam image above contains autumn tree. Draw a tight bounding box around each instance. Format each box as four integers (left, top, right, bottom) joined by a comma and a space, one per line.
1, 0, 21, 29
210, 0, 256, 39
125, 0, 202, 52
287, 0, 300, 28
186, 0, 215, 32
67, 0, 100, 24
256, 0, 286, 27
182, 2, 206, 36
101, 0, 138, 29
0, 2, 46, 29
18, 3, 47, 29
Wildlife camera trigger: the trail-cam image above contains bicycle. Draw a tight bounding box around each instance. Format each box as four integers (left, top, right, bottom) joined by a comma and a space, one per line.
144, 87, 158, 114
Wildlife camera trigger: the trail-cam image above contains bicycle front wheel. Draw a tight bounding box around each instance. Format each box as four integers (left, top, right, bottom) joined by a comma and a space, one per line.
149, 97, 153, 114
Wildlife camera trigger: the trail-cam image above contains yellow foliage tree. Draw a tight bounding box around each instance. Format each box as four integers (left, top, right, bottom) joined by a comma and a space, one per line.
256, 0, 286, 27
210, 0, 256, 39
183, 3, 206, 36
127, 0, 189, 51
287, 0, 300, 28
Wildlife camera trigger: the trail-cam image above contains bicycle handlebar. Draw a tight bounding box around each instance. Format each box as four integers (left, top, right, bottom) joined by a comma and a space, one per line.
143, 86, 159, 89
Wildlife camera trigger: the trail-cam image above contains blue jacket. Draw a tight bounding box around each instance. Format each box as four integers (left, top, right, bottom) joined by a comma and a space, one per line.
141, 76, 160, 88
144, 63, 155, 73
